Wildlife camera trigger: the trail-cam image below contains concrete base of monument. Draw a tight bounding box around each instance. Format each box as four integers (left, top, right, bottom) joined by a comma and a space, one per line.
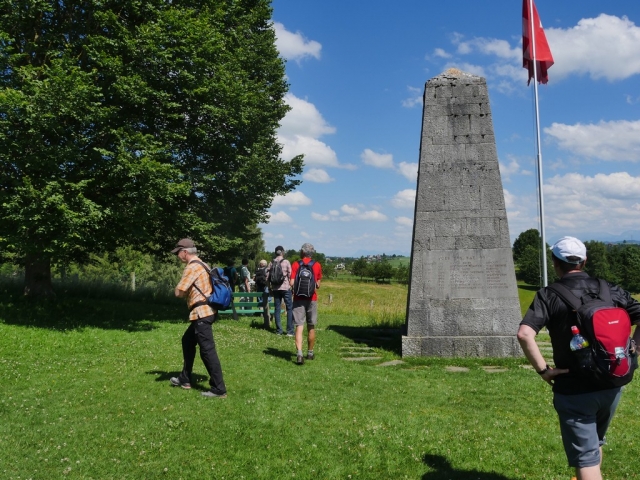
402, 335, 523, 358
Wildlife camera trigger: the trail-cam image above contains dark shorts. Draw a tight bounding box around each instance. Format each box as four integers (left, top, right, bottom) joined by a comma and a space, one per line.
553, 388, 622, 468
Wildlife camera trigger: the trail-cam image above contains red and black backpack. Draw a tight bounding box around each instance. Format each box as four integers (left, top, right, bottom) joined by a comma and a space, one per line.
549, 279, 637, 387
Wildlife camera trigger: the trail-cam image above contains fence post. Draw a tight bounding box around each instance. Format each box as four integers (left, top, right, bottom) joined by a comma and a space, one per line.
329, 293, 333, 304
370, 300, 374, 308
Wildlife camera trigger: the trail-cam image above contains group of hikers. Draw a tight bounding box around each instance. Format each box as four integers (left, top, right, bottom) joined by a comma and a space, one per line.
167, 234, 639, 480
169, 240, 322, 399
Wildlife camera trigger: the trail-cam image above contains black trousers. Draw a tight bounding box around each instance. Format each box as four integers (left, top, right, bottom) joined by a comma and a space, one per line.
178, 315, 226, 395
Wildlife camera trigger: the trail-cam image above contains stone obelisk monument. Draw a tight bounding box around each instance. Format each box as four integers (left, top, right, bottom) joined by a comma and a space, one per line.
402, 69, 522, 358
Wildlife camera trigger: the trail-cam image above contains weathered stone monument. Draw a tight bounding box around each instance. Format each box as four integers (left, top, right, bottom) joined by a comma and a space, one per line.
402, 69, 522, 358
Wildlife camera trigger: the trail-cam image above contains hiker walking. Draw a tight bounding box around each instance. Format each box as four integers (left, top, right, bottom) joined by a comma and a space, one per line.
170, 238, 227, 398
266, 246, 293, 336
254, 259, 270, 328
517, 236, 640, 479
290, 243, 322, 365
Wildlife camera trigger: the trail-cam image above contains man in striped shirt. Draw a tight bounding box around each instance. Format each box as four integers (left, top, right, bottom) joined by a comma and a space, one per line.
170, 238, 227, 398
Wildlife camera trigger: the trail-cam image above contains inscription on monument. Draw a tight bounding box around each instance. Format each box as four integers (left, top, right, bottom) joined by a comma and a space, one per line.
423, 249, 515, 299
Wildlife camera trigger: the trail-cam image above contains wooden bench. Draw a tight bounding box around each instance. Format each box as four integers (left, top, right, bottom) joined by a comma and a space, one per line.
217, 292, 276, 321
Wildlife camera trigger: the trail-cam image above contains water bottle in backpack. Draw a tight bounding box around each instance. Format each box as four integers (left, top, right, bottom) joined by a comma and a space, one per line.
569, 326, 593, 370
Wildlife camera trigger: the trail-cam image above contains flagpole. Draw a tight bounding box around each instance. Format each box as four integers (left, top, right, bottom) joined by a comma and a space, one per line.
528, 0, 548, 287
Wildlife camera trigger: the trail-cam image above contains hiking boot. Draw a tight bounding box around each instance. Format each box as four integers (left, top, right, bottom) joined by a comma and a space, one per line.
307, 352, 315, 360
170, 377, 191, 390
201, 391, 227, 398
296, 354, 304, 365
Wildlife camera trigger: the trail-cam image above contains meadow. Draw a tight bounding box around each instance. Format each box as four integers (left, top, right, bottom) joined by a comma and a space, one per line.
1, 279, 638, 479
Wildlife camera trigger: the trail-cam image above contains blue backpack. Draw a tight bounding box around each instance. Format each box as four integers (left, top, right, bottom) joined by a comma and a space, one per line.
192, 261, 233, 310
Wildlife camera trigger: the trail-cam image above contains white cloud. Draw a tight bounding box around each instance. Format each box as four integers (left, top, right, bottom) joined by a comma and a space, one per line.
545, 120, 640, 162
499, 156, 523, 181
361, 149, 394, 169
280, 135, 339, 167
311, 212, 331, 221
433, 48, 452, 59
402, 86, 423, 108
278, 93, 342, 170
300, 231, 311, 239
391, 189, 416, 209
303, 168, 334, 183
279, 94, 335, 139
341, 204, 360, 215
505, 172, 640, 243
313, 205, 388, 222
357, 210, 388, 221
272, 191, 312, 207
454, 37, 520, 62
397, 162, 418, 182
267, 211, 294, 224
545, 15, 640, 82
395, 216, 413, 227
439, 15, 640, 91
273, 22, 322, 62
263, 232, 285, 239
543, 172, 640, 233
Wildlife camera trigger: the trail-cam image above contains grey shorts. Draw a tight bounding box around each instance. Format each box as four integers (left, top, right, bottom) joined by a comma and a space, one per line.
292, 299, 317, 326
553, 388, 622, 468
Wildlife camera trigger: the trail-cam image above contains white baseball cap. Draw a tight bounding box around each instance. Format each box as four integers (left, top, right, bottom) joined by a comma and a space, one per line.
551, 236, 587, 264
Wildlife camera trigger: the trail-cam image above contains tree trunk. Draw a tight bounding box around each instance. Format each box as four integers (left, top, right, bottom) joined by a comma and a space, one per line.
24, 255, 56, 298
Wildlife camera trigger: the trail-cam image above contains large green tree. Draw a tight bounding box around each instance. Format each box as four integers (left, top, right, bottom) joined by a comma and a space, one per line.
583, 240, 611, 281
0, 0, 302, 295
512, 228, 541, 265
513, 228, 556, 286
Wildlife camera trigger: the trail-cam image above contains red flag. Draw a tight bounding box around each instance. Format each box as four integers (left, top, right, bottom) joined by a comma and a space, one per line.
522, 0, 554, 85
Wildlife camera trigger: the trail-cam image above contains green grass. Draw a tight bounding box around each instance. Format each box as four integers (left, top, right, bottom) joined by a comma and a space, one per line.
1, 280, 639, 479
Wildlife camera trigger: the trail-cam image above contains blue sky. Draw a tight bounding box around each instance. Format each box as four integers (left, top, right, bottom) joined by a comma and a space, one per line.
260, 0, 640, 257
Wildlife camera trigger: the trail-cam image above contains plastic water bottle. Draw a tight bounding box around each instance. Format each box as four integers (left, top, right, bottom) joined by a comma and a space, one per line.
570, 326, 592, 369
569, 326, 589, 350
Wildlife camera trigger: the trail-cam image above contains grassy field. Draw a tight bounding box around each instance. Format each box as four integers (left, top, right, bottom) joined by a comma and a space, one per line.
1, 280, 638, 479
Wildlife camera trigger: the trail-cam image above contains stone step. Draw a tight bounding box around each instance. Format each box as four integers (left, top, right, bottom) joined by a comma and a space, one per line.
343, 357, 383, 362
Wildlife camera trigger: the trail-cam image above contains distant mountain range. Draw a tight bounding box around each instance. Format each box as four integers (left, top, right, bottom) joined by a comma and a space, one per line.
547, 230, 640, 245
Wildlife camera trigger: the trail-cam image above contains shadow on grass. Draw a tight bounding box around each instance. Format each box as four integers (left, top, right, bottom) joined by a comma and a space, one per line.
263, 347, 295, 363
147, 370, 209, 391
326, 325, 402, 355
518, 284, 540, 292
422, 454, 514, 480
0, 291, 185, 332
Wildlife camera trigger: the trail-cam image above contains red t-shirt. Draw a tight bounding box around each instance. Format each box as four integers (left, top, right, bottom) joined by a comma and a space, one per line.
290, 258, 322, 301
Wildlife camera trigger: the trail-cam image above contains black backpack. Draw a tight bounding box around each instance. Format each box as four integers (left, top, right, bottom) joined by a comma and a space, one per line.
269, 258, 285, 288
293, 260, 316, 298
548, 278, 637, 387
254, 267, 267, 286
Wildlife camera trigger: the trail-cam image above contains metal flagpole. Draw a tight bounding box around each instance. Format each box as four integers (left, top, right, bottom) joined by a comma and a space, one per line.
529, 0, 548, 287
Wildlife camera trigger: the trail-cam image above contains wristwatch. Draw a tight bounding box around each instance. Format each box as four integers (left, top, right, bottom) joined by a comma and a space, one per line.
536, 365, 551, 375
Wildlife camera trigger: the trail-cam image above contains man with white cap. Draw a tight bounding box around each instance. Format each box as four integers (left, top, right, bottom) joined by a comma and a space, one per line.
517, 236, 640, 480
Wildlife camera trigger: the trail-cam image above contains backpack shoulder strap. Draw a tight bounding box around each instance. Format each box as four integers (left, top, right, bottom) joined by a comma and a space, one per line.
189, 260, 212, 300
597, 278, 613, 304
191, 259, 211, 273
547, 282, 581, 311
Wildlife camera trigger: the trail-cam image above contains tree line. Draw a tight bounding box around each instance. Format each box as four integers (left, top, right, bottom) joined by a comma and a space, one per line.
513, 228, 640, 293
